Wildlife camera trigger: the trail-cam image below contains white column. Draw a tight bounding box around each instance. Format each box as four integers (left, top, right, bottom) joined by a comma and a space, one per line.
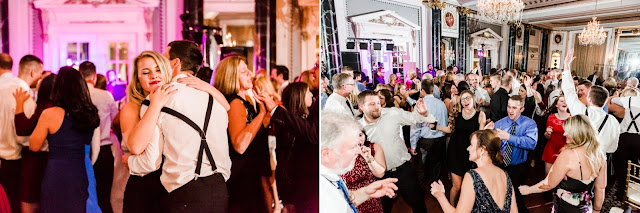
9, 0, 32, 76
499, 23, 509, 68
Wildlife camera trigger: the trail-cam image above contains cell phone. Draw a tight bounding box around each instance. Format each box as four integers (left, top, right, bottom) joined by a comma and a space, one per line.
431, 121, 438, 130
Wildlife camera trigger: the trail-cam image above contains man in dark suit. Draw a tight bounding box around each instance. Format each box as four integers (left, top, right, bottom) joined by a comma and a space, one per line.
490, 74, 513, 122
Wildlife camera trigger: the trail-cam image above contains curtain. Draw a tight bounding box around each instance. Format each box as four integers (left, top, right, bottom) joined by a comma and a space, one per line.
572, 32, 608, 77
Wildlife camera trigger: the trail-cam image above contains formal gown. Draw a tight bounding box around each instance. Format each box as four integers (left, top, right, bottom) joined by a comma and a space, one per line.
447, 111, 480, 176
468, 170, 513, 213
542, 114, 567, 164
341, 143, 383, 213
41, 114, 94, 213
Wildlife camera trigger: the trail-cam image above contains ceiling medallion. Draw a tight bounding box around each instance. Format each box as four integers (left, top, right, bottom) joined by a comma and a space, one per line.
578, 17, 607, 46
476, 0, 525, 26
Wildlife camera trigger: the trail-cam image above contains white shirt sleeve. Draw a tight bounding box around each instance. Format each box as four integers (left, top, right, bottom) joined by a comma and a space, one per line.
561, 70, 587, 115
128, 126, 164, 176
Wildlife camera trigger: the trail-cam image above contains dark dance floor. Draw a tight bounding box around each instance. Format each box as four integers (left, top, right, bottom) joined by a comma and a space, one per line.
392, 159, 553, 213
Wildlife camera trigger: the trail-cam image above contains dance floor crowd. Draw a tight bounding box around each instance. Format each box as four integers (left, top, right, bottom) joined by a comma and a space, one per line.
0, 40, 319, 213
320, 49, 639, 213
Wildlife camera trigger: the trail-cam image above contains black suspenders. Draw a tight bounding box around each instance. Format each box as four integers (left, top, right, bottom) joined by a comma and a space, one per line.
627, 97, 640, 132
142, 95, 217, 177
586, 108, 610, 133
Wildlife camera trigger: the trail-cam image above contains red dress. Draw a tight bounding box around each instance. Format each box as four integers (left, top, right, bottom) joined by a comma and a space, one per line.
542, 113, 567, 164
341, 143, 383, 213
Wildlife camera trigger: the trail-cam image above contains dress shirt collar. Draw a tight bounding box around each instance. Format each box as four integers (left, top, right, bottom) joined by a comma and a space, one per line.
320, 164, 340, 182
0, 72, 13, 79
171, 73, 188, 82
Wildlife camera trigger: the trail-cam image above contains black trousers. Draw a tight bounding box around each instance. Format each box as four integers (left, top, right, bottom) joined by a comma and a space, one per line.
380, 162, 427, 213
93, 145, 114, 213
414, 137, 446, 187
613, 133, 640, 200
504, 163, 529, 213
123, 170, 166, 213
160, 173, 228, 213
0, 158, 21, 213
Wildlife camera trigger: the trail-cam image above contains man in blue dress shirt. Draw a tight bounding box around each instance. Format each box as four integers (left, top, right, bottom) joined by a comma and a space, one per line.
410, 79, 448, 187
491, 95, 538, 213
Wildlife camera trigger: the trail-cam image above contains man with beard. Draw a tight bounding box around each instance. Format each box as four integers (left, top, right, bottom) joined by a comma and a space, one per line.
358, 90, 435, 213
320, 113, 398, 212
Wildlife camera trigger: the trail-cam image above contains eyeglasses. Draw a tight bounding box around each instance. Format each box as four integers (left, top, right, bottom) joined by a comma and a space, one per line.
461, 96, 473, 101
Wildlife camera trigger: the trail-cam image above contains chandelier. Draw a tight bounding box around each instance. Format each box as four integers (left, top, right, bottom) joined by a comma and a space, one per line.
578, 17, 606, 45
476, 0, 525, 25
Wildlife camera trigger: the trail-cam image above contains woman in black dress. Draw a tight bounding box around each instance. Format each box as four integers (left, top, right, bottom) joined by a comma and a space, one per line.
431, 129, 517, 213
437, 90, 486, 204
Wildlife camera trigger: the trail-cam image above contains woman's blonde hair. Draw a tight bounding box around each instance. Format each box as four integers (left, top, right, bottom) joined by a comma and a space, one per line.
394, 82, 406, 95
563, 114, 605, 179
127, 51, 173, 104
214, 56, 246, 96
389, 73, 398, 85
254, 73, 281, 102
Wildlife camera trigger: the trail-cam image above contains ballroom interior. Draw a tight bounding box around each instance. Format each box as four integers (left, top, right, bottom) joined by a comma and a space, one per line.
321, 0, 640, 82
0, 0, 319, 84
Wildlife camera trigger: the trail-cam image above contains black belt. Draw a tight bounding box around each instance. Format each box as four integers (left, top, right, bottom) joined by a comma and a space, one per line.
142, 95, 217, 178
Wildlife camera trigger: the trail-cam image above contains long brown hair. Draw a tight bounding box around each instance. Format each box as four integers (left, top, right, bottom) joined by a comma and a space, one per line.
282, 82, 310, 116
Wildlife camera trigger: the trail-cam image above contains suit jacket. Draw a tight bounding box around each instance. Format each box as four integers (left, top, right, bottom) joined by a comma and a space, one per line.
271, 99, 319, 207
490, 88, 510, 122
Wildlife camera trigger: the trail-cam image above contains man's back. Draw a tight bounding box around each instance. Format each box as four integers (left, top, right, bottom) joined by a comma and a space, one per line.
88, 86, 118, 146
490, 88, 509, 122
145, 75, 231, 192
0, 76, 35, 160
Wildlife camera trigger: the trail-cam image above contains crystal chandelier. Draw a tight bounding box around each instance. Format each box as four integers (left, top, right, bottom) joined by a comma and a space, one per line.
476, 0, 525, 25
578, 17, 606, 45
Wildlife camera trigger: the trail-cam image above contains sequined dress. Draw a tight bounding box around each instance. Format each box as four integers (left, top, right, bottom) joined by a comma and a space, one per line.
469, 169, 513, 213
341, 143, 383, 213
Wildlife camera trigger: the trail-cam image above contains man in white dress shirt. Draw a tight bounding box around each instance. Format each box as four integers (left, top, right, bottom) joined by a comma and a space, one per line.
323, 73, 358, 117
0, 54, 42, 213
561, 49, 620, 179
469, 73, 491, 114
358, 90, 435, 213
79, 61, 119, 213
128, 41, 231, 212
320, 113, 398, 213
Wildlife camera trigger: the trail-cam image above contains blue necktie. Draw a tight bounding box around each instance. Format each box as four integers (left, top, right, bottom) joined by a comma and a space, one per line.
337, 179, 358, 213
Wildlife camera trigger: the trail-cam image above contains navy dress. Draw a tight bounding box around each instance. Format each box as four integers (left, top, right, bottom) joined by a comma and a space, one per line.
41, 114, 93, 213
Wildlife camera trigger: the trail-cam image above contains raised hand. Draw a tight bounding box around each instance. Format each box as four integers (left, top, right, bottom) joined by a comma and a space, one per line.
415, 99, 428, 116
564, 49, 576, 71
13, 87, 30, 106
364, 178, 398, 199
484, 121, 495, 130
254, 88, 277, 112
148, 84, 177, 107
430, 180, 446, 197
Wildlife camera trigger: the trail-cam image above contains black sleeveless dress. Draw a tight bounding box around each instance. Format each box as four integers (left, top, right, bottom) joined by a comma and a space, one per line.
226, 95, 272, 213
468, 170, 513, 213
448, 111, 480, 176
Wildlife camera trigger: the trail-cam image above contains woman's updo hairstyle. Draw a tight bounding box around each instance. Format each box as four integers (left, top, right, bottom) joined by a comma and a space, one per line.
471, 129, 504, 165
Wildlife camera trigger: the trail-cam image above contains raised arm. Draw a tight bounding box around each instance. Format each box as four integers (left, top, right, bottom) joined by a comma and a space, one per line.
519, 149, 572, 195
228, 99, 266, 154
560, 49, 586, 115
